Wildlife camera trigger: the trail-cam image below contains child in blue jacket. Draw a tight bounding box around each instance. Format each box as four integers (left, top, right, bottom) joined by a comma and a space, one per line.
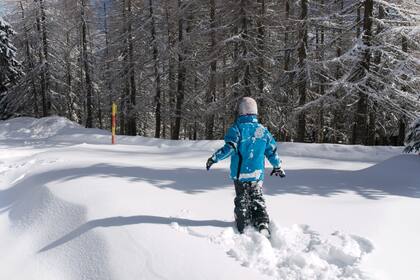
206, 97, 285, 236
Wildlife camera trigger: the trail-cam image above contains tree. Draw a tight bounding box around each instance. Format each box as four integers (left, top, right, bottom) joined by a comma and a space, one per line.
404, 117, 420, 154
205, 0, 217, 140
149, 0, 162, 138
172, 0, 190, 140
296, 0, 308, 142
0, 17, 23, 117
2, 0, 419, 144
81, 0, 94, 128
355, 0, 373, 145
35, 0, 51, 117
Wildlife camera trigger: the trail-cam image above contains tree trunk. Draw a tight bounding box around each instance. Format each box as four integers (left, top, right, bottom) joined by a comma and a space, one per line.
367, 4, 385, 145
332, 0, 344, 144
398, 28, 409, 145
165, 0, 177, 138
284, 0, 290, 73
205, 0, 217, 140
81, 0, 93, 128
35, 0, 48, 116
232, 23, 239, 100
126, 0, 137, 135
257, 0, 266, 125
172, 0, 185, 140
40, 0, 51, 115
20, 1, 39, 117
104, 1, 114, 130
297, 0, 308, 142
401, 34, 408, 93
173, 0, 190, 140
398, 118, 406, 146
281, 0, 293, 142
162, 88, 167, 138
97, 93, 103, 129
193, 121, 198, 140
65, 31, 73, 120
149, 0, 162, 138
317, 0, 325, 143
240, 0, 251, 97
320, 5, 325, 143
353, 0, 373, 145
222, 55, 227, 136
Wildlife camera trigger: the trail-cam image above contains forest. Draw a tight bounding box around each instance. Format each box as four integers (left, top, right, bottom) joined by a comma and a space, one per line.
0, 0, 419, 145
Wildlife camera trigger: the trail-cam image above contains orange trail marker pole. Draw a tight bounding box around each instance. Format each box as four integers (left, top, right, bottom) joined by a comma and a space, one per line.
112, 102, 117, 144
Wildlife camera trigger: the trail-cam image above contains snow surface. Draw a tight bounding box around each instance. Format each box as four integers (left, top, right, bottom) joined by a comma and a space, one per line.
0, 116, 419, 280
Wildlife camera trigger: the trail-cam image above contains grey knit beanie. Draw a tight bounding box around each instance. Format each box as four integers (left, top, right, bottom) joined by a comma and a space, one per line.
238, 97, 258, 116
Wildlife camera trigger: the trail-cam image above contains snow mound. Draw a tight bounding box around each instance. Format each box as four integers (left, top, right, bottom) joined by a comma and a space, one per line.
211, 223, 373, 280
356, 154, 420, 198
278, 142, 403, 162
0, 116, 108, 140
0, 157, 111, 280
363, 154, 420, 174
0, 116, 403, 163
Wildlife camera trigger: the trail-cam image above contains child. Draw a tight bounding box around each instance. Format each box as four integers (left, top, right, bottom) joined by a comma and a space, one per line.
206, 97, 285, 237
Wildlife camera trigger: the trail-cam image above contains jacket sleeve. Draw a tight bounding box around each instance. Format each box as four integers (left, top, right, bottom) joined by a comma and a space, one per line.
211, 125, 240, 163
264, 130, 281, 168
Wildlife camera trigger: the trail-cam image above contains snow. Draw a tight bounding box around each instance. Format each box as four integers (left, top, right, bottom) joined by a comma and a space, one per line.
240, 170, 262, 179
0, 116, 419, 280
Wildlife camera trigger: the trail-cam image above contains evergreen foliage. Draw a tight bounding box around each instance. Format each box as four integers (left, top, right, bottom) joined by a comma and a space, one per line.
1, 0, 419, 144
0, 16, 22, 117
404, 117, 420, 153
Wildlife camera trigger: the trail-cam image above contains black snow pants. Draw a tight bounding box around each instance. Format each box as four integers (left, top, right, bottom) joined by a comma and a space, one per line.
234, 180, 269, 233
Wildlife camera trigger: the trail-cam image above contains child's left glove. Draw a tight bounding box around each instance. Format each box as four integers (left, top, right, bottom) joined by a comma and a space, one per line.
206, 157, 215, 171
270, 167, 285, 177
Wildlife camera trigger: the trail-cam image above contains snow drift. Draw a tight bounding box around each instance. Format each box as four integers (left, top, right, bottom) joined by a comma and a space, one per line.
0, 116, 108, 141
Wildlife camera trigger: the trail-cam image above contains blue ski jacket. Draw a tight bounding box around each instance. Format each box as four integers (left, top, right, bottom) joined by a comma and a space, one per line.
211, 115, 281, 182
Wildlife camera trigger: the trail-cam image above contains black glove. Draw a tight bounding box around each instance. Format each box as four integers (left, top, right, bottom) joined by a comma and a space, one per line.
270, 167, 285, 177
206, 157, 215, 171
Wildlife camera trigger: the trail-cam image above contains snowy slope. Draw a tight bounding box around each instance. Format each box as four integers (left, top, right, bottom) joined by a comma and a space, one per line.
0, 116, 419, 280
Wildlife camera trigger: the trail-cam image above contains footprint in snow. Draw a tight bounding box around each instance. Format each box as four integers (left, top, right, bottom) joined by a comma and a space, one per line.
172, 221, 375, 280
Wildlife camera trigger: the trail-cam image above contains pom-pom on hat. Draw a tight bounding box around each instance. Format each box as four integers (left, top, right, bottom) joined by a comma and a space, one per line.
238, 97, 258, 116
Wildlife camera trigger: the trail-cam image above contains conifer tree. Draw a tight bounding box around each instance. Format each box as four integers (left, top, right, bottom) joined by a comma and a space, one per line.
0, 17, 23, 118
404, 117, 420, 153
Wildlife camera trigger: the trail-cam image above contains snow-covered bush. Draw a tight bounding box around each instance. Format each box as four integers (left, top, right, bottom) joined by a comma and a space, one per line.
404, 117, 420, 153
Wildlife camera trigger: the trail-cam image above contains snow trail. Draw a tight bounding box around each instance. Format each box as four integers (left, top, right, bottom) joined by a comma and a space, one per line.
171, 221, 374, 280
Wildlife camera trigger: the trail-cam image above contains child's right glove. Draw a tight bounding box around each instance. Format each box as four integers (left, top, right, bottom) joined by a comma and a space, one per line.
270, 167, 285, 177
206, 157, 215, 171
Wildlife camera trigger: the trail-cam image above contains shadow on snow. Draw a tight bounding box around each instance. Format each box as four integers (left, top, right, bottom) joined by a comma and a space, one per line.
1, 155, 419, 216
0, 154, 417, 254
264, 154, 420, 199
38, 215, 234, 252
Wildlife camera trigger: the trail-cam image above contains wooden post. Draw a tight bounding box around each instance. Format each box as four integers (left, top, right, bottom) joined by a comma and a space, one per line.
112, 102, 117, 144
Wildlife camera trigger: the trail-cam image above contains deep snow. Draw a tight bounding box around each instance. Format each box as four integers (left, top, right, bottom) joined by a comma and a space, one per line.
0, 116, 419, 280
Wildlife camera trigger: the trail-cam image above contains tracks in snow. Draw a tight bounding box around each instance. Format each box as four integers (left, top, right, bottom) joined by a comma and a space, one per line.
172, 222, 374, 280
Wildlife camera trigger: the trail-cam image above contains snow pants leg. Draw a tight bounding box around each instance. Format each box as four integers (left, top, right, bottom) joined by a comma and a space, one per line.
234, 181, 269, 233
